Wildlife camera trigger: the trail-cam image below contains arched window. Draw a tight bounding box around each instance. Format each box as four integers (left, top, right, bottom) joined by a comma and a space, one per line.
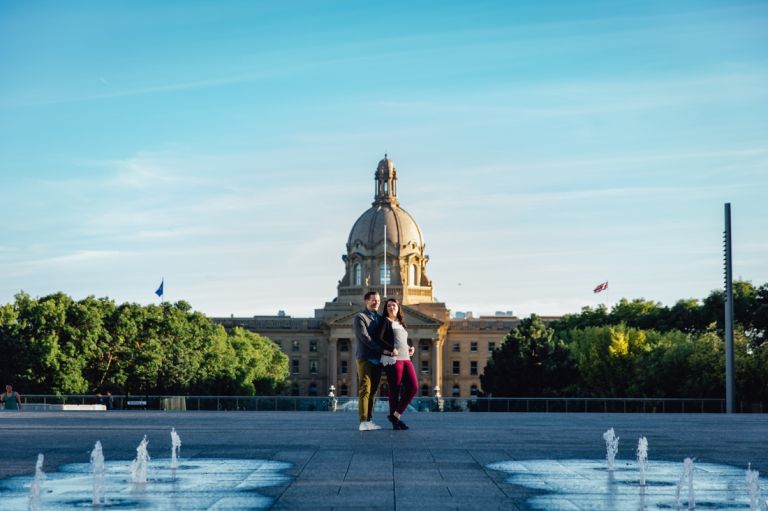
340, 384, 349, 396
470, 385, 479, 397
353, 264, 361, 286
421, 384, 430, 397
452, 385, 460, 397
409, 264, 418, 285
308, 383, 318, 396
380, 263, 391, 285
291, 383, 299, 396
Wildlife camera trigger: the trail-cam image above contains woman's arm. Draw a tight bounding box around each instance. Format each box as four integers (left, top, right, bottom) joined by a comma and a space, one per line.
377, 320, 396, 351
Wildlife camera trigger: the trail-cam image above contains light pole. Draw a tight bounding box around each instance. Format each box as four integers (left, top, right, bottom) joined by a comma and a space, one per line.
328, 385, 337, 412
433, 385, 443, 412
724, 203, 735, 413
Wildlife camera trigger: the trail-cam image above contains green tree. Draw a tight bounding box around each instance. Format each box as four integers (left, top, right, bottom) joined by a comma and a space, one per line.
564, 324, 652, 397
481, 315, 575, 396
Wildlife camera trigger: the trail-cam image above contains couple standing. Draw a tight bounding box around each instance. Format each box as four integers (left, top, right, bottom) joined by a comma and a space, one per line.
354, 291, 418, 431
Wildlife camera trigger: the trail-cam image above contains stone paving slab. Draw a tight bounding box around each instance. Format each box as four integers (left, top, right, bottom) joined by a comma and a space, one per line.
0, 411, 766, 510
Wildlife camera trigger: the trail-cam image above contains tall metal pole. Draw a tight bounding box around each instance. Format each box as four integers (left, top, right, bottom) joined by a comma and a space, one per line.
383, 223, 387, 298
724, 203, 735, 413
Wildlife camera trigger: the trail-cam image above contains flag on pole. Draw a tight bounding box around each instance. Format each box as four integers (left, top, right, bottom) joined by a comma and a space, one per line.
593, 281, 608, 293
155, 279, 164, 298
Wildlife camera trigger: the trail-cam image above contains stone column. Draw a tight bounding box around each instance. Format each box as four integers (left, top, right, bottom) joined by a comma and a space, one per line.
328, 338, 337, 391
431, 339, 442, 392
351, 341, 358, 396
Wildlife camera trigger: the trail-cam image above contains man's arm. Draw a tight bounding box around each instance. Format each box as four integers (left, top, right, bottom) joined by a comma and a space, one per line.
353, 314, 384, 354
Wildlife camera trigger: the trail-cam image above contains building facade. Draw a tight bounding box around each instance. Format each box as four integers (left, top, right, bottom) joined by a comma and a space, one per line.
215, 156, 521, 397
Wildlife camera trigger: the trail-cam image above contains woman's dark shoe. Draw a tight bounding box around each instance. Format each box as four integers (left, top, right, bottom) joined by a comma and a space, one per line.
396, 419, 409, 430
387, 414, 399, 430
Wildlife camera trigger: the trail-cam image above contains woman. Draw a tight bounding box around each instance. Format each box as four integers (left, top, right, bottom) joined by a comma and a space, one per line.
379, 298, 417, 430
1, 384, 22, 412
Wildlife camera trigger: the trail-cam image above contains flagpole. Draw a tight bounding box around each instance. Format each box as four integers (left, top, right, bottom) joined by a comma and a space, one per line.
383, 223, 387, 298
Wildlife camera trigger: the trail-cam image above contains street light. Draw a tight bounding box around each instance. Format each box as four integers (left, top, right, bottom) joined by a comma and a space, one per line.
328, 385, 337, 412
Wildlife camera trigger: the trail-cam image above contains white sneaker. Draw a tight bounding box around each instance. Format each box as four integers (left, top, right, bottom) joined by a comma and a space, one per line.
359, 421, 371, 431
368, 422, 382, 430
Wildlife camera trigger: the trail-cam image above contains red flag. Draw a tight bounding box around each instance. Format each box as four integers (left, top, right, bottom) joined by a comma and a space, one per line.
593, 281, 608, 293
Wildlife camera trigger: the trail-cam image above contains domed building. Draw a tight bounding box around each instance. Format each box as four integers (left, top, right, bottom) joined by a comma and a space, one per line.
215, 156, 522, 400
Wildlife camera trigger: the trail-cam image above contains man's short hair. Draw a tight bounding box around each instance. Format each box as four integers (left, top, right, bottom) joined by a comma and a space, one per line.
363, 291, 380, 301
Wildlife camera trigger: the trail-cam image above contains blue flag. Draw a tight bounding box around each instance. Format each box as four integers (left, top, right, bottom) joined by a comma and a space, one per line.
155, 279, 164, 298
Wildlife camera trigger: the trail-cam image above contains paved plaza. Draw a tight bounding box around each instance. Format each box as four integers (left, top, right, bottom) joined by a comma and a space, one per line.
1, 410, 766, 510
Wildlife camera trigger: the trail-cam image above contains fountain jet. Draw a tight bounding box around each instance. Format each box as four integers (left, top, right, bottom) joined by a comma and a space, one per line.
91, 440, 106, 506
130, 435, 151, 484
602, 428, 619, 471
28, 453, 45, 511
636, 437, 648, 486
171, 428, 182, 469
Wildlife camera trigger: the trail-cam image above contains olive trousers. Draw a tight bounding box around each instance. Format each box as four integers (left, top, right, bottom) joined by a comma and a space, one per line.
356, 359, 382, 423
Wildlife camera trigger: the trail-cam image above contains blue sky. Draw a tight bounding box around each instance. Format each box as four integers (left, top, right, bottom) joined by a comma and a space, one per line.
1, 0, 766, 318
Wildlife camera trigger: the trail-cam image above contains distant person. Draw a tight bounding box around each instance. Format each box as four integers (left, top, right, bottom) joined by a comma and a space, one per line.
1, 384, 22, 412
379, 298, 417, 430
354, 291, 396, 431
106, 391, 114, 410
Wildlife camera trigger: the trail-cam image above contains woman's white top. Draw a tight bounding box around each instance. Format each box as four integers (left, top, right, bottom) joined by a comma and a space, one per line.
380, 320, 410, 366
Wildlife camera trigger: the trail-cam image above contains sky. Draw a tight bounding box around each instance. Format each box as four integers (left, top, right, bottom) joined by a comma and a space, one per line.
1, 0, 767, 319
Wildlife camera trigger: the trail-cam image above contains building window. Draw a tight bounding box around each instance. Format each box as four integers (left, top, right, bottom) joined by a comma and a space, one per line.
452, 385, 460, 397
470, 341, 478, 352
308, 383, 318, 396
291, 383, 299, 396
354, 263, 362, 286
380, 263, 391, 285
421, 360, 429, 374
340, 340, 349, 352
488, 342, 496, 351
340, 384, 349, 396
421, 384, 430, 397
309, 340, 318, 352
452, 343, 460, 353
470, 384, 479, 397
291, 340, 300, 352
309, 360, 318, 374
340, 360, 348, 375
452, 361, 460, 375
420, 340, 430, 352
470, 361, 478, 375
291, 359, 300, 374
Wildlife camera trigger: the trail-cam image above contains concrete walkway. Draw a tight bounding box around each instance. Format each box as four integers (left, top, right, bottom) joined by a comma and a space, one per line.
1, 411, 766, 510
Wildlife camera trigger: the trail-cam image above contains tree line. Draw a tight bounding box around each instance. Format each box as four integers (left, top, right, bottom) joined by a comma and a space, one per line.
481, 281, 768, 403
0, 292, 289, 395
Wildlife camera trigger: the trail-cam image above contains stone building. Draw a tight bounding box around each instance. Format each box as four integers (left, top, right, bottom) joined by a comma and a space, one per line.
215, 156, 521, 397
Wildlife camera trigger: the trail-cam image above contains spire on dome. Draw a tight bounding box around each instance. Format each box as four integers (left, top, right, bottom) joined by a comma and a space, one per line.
374, 154, 398, 206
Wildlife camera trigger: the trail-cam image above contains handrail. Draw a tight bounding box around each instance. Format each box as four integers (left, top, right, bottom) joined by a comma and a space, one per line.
11, 394, 762, 413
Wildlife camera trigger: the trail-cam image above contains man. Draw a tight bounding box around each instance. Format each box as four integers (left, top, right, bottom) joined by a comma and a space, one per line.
1, 384, 22, 412
354, 291, 396, 431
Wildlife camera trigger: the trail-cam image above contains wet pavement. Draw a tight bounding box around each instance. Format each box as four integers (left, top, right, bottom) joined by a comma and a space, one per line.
0, 411, 766, 510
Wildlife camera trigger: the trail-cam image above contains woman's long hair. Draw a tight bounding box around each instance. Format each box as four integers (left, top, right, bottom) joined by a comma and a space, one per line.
384, 298, 407, 330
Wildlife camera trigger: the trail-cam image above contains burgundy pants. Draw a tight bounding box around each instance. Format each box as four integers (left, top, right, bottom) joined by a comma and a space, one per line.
384, 360, 418, 415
